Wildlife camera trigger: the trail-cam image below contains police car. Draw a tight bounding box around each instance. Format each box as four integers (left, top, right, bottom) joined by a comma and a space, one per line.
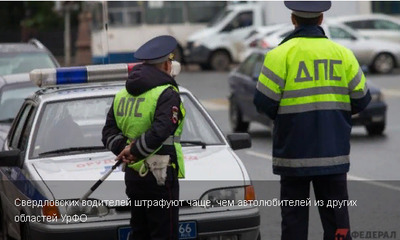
229, 50, 387, 135
0, 64, 260, 240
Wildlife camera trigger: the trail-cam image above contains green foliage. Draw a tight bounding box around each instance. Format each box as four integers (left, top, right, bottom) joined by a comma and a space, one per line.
21, 2, 63, 30
0, 1, 81, 31
0, 2, 25, 30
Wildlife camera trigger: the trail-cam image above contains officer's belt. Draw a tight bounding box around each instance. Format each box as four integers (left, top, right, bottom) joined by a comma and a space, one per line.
163, 135, 181, 145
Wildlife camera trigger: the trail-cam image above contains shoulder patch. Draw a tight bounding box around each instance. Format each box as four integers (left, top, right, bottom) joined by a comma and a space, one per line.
171, 106, 179, 124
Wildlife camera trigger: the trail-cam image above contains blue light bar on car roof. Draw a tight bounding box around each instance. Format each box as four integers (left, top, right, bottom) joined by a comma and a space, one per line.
29, 63, 140, 87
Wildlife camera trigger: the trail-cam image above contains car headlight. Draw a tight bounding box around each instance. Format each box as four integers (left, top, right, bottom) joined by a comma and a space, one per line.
371, 93, 384, 102
59, 199, 109, 217
200, 185, 255, 208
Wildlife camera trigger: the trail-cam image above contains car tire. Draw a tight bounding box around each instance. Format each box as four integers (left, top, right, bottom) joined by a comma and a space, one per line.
366, 122, 385, 136
210, 51, 231, 71
229, 101, 249, 132
371, 53, 395, 74
20, 221, 31, 240
0, 202, 9, 240
173, 47, 184, 64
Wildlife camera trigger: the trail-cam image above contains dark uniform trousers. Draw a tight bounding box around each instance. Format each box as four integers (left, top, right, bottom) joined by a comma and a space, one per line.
125, 166, 179, 240
280, 173, 351, 240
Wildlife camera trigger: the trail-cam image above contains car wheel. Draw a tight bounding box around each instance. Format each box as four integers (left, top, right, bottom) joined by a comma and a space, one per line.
210, 51, 230, 71
371, 53, 395, 74
173, 47, 184, 64
366, 122, 385, 136
20, 221, 31, 240
0, 203, 9, 240
229, 101, 249, 132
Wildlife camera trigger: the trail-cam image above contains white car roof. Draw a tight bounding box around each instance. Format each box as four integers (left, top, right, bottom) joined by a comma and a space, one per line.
331, 14, 400, 23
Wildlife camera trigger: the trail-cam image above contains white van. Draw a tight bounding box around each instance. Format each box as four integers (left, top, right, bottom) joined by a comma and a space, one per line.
185, 1, 371, 71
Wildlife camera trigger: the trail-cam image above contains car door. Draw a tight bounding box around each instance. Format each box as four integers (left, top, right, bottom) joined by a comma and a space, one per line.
0, 102, 37, 227
250, 53, 272, 124
328, 25, 371, 66
221, 11, 255, 61
347, 19, 400, 43
370, 19, 400, 43
231, 53, 259, 120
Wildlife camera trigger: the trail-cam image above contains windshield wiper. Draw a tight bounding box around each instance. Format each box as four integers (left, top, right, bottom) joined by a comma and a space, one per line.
180, 141, 207, 149
0, 118, 14, 123
38, 146, 107, 156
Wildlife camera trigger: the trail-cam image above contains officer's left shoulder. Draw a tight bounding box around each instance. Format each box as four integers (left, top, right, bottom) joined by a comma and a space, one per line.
160, 86, 180, 99
325, 38, 354, 56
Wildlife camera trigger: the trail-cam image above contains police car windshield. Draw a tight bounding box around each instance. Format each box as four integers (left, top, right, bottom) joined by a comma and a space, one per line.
180, 94, 224, 146
30, 94, 223, 158
31, 96, 114, 158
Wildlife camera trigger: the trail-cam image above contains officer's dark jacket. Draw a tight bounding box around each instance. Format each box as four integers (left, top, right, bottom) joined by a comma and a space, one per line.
253, 25, 371, 176
102, 64, 181, 162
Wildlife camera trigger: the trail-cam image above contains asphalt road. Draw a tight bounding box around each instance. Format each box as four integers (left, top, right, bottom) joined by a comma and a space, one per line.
178, 68, 400, 240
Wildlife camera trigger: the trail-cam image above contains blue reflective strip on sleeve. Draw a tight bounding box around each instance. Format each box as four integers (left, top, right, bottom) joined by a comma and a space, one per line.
56, 67, 88, 85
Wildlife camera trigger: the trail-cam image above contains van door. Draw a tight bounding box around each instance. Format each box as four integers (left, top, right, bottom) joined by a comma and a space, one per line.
221, 11, 255, 62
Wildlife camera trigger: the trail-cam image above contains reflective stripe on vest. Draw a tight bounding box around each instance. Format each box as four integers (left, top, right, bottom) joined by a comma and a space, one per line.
273, 155, 349, 168
257, 37, 368, 115
163, 135, 181, 145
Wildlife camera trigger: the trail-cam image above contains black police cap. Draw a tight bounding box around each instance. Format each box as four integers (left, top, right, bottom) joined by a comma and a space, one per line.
134, 35, 177, 63
284, 1, 331, 13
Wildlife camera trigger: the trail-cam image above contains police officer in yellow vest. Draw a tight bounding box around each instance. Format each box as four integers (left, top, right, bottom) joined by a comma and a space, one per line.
102, 35, 185, 240
254, 2, 371, 240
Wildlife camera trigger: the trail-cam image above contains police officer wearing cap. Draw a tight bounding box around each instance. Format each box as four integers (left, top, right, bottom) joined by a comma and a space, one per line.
102, 35, 185, 240
254, 2, 371, 240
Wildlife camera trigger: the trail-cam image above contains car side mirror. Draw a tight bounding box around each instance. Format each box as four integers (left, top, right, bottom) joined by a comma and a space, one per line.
0, 149, 23, 168
227, 133, 252, 150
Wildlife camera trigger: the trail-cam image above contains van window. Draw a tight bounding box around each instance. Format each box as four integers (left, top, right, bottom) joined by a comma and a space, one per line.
229, 11, 254, 30
208, 9, 232, 27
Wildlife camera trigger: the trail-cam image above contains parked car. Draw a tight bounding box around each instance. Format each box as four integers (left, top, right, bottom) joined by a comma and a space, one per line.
0, 63, 260, 240
0, 40, 58, 147
333, 14, 400, 44
239, 24, 287, 61
228, 50, 387, 136
0, 74, 39, 147
245, 21, 400, 74
0, 39, 60, 76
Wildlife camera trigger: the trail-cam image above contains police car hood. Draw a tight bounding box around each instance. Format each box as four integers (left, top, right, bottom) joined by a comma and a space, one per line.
32, 146, 247, 202
126, 64, 178, 96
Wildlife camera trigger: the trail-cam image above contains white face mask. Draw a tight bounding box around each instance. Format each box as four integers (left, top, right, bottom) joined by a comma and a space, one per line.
170, 60, 181, 78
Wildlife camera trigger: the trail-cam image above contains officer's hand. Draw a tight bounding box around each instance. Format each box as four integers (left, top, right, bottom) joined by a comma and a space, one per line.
117, 145, 137, 164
